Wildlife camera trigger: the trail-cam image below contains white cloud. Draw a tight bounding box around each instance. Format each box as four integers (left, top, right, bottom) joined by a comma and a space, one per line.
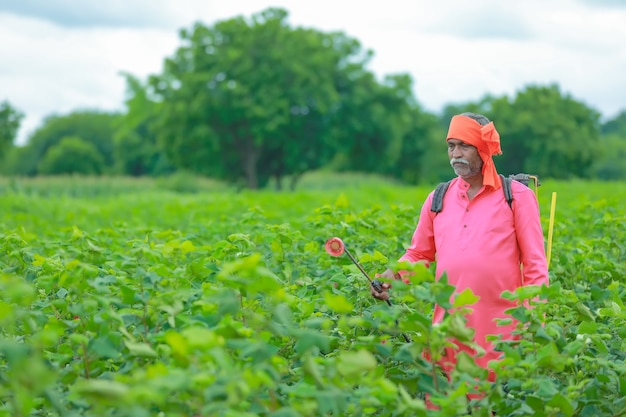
0, 12, 179, 144
0, 0, 192, 29
1, 0, 625, 145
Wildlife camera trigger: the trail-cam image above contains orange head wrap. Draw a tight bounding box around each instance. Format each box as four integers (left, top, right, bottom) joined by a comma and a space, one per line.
446, 115, 502, 190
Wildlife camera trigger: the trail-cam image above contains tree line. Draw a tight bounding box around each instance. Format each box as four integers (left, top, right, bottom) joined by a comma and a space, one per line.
1, 7, 625, 189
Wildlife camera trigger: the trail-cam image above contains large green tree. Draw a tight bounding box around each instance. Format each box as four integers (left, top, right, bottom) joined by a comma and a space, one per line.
0, 100, 24, 161
251, 28, 366, 189
7, 110, 120, 176
150, 7, 407, 189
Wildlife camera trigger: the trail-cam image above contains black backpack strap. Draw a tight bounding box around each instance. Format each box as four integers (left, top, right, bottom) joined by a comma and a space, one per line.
430, 180, 452, 213
500, 174, 514, 209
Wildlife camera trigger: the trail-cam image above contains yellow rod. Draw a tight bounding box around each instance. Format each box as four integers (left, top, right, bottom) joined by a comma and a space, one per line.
546, 192, 557, 267
529, 175, 539, 201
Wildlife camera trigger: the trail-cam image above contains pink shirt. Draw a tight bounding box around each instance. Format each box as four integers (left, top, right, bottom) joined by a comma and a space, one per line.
399, 177, 549, 373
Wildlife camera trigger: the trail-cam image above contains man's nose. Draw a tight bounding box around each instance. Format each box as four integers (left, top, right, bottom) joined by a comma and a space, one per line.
451, 145, 462, 158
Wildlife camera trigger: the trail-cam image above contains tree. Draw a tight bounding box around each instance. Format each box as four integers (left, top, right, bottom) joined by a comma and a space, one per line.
9, 110, 120, 176
592, 110, 626, 180
396, 108, 444, 185
254, 30, 371, 190
150, 8, 380, 189
0, 100, 24, 161
327, 73, 411, 174
591, 134, 626, 180
601, 110, 626, 136
114, 73, 173, 176
38, 136, 104, 175
492, 85, 601, 179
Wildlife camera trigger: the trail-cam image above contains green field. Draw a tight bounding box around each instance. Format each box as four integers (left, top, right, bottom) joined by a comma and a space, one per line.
1, 174, 625, 416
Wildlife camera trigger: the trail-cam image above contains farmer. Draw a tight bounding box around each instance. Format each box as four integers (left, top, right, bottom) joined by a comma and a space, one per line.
371, 112, 549, 385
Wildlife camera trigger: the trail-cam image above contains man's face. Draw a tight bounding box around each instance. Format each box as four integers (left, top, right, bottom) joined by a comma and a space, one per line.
447, 139, 483, 178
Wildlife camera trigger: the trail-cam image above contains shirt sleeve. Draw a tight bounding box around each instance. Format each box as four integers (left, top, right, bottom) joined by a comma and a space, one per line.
512, 184, 550, 288
398, 192, 437, 267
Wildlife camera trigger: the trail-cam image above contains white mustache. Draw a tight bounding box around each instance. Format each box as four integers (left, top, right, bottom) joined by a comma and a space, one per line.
450, 158, 470, 167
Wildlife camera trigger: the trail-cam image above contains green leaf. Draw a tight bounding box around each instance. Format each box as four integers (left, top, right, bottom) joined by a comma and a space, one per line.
238, 341, 277, 364
575, 302, 595, 321
536, 342, 566, 371
72, 379, 129, 402
124, 341, 157, 358
455, 351, 488, 378
314, 389, 347, 415
398, 385, 427, 412
620, 375, 626, 396
164, 331, 188, 357
89, 336, 121, 360
597, 301, 621, 318
269, 408, 301, 417
447, 313, 474, 342
336, 350, 377, 377
181, 327, 224, 349
323, 292, 354, 314
525, 395, 545, 411
119, 285, 137, 304
294, 329, 331, 355
69, 333, 90, 346
534, 325, 554, 342
453, 288, 480, 307
536, 378, 558, 400
578, 321, 597, 334
303, 354, 325, 388
273, 303, 294, 328
562, 340, 585, 356
432, 277, 455, 309
501, 285, 542, 301
589, 335, 609, 354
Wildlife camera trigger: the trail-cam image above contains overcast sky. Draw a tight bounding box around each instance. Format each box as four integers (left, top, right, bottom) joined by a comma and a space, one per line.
1, 0, 625, 145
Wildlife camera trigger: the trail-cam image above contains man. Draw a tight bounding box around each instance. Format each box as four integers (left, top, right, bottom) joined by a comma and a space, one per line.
371, 112, 549, 382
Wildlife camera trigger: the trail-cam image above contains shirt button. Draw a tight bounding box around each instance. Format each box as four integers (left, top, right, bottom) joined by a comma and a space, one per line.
466, 209, 469, 212
463, 224, 467, 228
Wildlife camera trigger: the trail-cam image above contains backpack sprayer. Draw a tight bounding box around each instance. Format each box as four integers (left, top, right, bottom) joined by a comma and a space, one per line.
518, 175, 557, 267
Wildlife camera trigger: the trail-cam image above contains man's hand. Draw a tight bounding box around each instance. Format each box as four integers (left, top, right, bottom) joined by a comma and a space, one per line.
370, 268, 400, 301
370, 280, 391, 300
